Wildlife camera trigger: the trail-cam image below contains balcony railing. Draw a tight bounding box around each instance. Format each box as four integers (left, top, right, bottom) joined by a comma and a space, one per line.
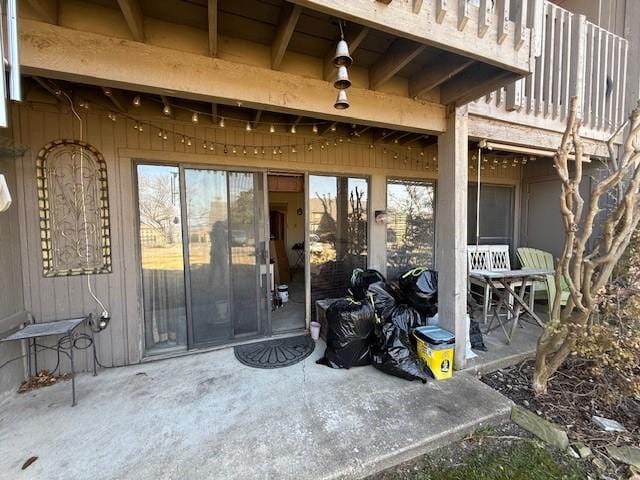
469, 1, 628, 140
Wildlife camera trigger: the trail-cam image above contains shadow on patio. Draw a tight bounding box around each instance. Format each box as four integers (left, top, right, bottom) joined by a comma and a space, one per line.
0, 329, 538, 480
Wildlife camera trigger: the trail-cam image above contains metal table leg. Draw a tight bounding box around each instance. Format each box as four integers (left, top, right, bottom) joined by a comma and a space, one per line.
69, 333, 76, 407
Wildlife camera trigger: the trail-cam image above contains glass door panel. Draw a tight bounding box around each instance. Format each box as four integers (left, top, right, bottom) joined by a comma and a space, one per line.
184, 168, 231, 345
136, 164, 187, 354
309, 175, 368, 306
184, 168, 268, 346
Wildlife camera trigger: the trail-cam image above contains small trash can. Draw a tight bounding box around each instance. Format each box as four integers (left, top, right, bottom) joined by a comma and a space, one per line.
277, 285, 289, 303
413, 326, 455, 380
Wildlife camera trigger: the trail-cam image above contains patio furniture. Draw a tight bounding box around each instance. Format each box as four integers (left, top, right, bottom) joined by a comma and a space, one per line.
516, 247, 570, 316
467, 245, 535, 324
469, 269, 551, 344
0, 313, 97, 406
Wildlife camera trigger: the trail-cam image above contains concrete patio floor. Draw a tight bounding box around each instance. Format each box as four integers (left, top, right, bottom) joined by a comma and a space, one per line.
0, 338, 516, 480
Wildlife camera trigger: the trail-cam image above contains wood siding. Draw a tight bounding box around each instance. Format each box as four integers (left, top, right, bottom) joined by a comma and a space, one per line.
11, 103, 520, 372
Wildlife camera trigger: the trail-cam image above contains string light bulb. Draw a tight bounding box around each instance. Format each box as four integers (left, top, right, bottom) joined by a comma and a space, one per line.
312, 124, 318, 134
162, 104, 172, 116
246, 122, 252, 132
187, 138, 192, 146
224, 145, 229, 154
218, 117, 225, 128
330, 124, 337, 132
291, 146, 297, 153
290, 125, 296, 134
158, 129, 163, 138
209, 143, 215, 151
181, 136, 186, 144
254, 147, 259, 155
269, 124, 275, 133
133, 96, 141, 107
232, 146, 237, 154
163, 131, 168, 140
191, 112, 199, 123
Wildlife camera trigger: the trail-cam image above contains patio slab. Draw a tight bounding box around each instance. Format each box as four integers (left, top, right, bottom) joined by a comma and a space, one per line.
0, 340, 512, 480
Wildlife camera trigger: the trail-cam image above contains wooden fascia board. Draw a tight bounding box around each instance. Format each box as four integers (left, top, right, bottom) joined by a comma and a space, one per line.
208, 0, 217, 57
19, 20, 446, 134
288, 0, 531, 75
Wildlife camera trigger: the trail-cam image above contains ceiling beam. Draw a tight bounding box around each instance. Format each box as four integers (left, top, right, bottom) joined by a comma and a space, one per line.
252, 110, 263, 128
373, 129, 397, 144
102, 87, 127, 112
408, 54, 474, 98
208, 0, 217, 56
27, 0, 58, 24
369, 39, 427, 90
116, 0, 145, 42
32, 76, 61, 98
211, 103, 218, 123
320, 121, 338, 136
20, 19, 446, 133
440, 63, 519, 106
322, 25, 370, 81
271, 3, 302, 70
398, 133, 426, 145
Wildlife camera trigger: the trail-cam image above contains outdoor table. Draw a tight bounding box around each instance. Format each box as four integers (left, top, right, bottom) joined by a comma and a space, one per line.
469, 269, 552, 344
0, 315, 97, 406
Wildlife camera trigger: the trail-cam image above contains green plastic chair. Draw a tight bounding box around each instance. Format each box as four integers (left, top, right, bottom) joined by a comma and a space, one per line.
516, 247, 570, 316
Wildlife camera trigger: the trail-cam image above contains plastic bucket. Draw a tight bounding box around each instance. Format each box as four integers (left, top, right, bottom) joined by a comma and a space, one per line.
310, 321, 321, 340
277, 285, 289, 303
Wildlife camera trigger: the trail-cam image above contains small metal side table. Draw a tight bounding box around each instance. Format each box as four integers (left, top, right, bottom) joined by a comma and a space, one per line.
0, 315, 97, 406
469, 269, 552, 344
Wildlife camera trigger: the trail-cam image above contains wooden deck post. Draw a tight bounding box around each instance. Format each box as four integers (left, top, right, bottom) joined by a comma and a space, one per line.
436, 105, 468, 370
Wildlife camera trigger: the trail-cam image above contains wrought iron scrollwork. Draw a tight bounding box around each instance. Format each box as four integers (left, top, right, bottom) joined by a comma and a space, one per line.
36, 139, 112, 277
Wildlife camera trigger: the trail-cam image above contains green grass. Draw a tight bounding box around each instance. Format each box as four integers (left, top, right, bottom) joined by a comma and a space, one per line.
412, 440, 586, 480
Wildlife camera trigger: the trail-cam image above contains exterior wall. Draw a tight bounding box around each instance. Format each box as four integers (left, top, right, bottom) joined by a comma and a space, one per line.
0, 153, 26, 396
10, 102, 520, 371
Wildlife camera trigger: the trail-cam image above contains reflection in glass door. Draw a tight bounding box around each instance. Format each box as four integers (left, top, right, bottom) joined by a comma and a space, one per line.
183, 168, 268, 346
137, 164, 269, 353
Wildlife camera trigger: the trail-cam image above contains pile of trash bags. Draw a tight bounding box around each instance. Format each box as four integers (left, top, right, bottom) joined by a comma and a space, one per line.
317, 267, 488, 382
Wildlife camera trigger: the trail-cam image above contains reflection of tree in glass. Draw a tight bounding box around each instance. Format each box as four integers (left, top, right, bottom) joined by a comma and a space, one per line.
138, 173, 180, 244
314, 193, 337, 245
347, 186, 366, 256
229, 189, 254, 225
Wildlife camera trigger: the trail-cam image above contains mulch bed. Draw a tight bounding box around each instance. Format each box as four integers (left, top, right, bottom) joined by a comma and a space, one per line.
482, 357, 640, 477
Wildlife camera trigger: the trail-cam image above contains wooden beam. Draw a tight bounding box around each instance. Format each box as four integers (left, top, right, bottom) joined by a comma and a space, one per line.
370, 39, 427, 90
436, 0, 447, 23
26, 0, 58, 24
497, 0, 510, 44
398, 133, 425, 145
440, 63, 518, 105
458, 0, 470, 31
271, 3, 302, 70
116, 0, 145, 42
478, 0, 491, 38
208, 0, 217, 57
252, 110, 263, 128
408, 54, 473, 98
373, 129, 397, 144
102, 87, 126, 112
32, 76, 61, 98
412, 0, 423, 14
287, 0, 531, 74
323, 25, 369, 81
19, 20, 447, 133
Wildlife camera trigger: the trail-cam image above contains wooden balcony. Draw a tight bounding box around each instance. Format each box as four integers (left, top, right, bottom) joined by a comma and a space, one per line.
469, 1, 629, 142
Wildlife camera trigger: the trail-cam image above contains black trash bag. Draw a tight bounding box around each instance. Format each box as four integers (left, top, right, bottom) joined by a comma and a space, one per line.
316, 298, 375, 369
399, 268, 438, 317
349, 268, 386, 301
366, 281, 400, 322
469, 320, 487, 351
370, 305, 429, 383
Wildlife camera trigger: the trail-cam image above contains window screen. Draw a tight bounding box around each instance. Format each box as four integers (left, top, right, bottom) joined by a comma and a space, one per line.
468, 184, 515, 248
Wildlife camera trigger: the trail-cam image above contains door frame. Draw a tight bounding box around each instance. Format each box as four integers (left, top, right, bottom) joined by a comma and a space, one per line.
134, 160, 273, 355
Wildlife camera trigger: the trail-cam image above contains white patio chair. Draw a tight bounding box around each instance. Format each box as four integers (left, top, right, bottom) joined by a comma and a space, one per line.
467, 245, 535, 324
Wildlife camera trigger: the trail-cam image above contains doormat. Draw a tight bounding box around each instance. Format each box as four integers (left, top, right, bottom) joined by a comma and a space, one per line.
234, 335, 315, 369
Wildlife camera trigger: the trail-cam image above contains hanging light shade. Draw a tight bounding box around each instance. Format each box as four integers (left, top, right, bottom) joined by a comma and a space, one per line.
333, 66, 351, 90
334, 89, 350, 109
333, 39, 353, 67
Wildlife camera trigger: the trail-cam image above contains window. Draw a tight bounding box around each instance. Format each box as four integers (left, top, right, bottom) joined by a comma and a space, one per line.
386, 179, 435, 280
37, 140, 111, 277
467, 184, 515, 248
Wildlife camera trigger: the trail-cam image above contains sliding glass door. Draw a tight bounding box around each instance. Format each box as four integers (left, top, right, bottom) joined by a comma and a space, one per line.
137, 164, 269, 353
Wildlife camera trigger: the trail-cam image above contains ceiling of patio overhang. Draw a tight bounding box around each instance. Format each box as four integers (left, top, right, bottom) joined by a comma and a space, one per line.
22, 0, 523, 106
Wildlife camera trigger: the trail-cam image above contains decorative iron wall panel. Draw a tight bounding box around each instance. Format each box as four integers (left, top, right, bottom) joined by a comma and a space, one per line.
36, 139, 111, 277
